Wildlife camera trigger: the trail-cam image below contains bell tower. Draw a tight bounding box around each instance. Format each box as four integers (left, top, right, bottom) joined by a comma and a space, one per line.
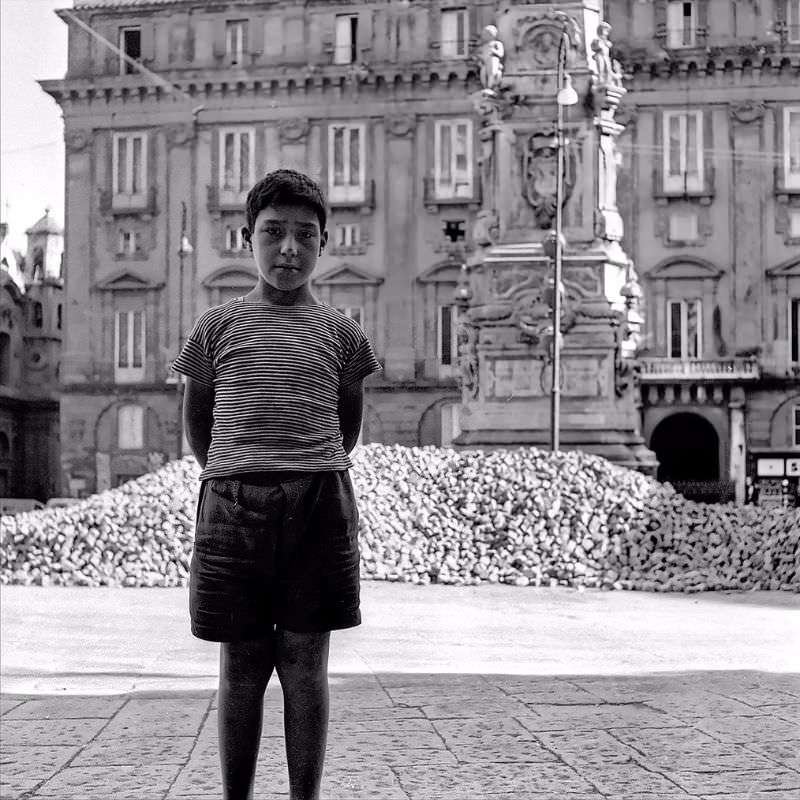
454, 0, 656, 473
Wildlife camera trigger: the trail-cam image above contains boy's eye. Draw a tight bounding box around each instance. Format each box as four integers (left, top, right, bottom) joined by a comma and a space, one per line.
263, 226, 283, 238
298, 231, 315, 240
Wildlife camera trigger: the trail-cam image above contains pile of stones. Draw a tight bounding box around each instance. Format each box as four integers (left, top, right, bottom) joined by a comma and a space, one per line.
1, 444, 797, 591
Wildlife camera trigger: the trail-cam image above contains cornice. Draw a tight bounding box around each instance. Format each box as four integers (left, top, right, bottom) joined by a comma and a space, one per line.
39, 61, 482, 109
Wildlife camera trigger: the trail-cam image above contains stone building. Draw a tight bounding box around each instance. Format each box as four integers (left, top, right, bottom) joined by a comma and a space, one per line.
607, 0, 800, 506
0, 213, 64, 499
40, 0, 800, 505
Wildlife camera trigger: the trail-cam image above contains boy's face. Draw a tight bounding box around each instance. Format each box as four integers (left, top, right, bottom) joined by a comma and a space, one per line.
245, 203, 327, 294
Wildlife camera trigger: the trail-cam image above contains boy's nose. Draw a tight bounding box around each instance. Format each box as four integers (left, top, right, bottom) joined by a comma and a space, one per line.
280, 234, 298, 254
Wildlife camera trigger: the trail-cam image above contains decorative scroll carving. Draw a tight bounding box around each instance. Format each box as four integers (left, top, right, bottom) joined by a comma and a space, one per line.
728, 101, 765, 124
515, 12, 581, 68
279, 118, 310, 143
165, 123, 195, 148
385, 114, 415, 138
65, 129, 91, 153
521, 131, 577, 229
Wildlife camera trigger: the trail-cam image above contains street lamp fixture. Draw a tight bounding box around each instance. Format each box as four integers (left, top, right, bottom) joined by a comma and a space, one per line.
547, 32, 579, 453
176, 202, 192, 457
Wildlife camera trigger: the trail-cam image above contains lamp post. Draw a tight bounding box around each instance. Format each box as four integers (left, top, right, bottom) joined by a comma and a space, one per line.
543, 32, 579, 453
176, 201, 193, 457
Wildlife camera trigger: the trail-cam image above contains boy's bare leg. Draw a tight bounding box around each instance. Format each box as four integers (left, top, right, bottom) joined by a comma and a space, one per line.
218, 635, 275, 800
275, 629, 331, 800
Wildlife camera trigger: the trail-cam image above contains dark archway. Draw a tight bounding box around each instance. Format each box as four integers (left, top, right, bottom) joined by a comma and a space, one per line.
650, 412, 720, 484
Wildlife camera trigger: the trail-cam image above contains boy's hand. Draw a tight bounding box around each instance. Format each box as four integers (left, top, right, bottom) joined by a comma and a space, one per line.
183, 377, 214, 468
338, 379, 364, 455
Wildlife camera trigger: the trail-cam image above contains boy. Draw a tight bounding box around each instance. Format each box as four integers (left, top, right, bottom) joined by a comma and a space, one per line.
172, 169, 381, 800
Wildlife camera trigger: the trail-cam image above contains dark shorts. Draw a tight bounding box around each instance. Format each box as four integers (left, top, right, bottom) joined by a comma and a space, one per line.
189, 470, 361, 641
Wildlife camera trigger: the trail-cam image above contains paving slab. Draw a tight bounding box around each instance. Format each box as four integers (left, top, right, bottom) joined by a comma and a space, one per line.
1, 584, 799, 799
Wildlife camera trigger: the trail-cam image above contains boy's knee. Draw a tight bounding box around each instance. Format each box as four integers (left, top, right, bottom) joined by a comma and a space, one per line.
220, 637, 275, 690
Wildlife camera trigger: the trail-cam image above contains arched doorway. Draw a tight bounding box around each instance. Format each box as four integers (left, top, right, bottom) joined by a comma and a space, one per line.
651, 412, 719, 482
650, 412, 727, 500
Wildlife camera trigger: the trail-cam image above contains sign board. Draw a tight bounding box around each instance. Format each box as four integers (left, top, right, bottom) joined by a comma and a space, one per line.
756, 458, 785, 477
786, 459, 800, 477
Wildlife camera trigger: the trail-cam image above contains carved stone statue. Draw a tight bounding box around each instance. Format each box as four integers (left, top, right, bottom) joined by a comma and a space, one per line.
479, 25, 505, 94
591, 22, 623, 87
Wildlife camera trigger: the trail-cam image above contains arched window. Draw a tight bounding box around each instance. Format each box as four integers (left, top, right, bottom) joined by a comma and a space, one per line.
0, 333, 10, 385
32, 302, 43, 328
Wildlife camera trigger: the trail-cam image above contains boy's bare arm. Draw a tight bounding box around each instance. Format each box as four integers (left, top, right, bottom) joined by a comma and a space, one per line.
183, 377, 214, 469
338, 379, 364, 455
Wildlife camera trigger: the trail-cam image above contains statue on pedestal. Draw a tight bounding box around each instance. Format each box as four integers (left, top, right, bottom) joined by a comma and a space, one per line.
479, 25, 505, 95
591, 22, 623, 87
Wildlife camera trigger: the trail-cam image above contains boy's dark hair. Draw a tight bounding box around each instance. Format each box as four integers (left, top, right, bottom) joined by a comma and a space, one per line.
245, 169, 327, 233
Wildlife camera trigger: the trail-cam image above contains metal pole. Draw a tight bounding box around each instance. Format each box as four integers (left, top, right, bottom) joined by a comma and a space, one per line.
550, 39, 565, 453
177, 202, 186, 458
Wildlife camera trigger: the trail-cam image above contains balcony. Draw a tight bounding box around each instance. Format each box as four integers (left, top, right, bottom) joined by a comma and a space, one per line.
639, 357, 761, 382
99, 186, 158, 219
423, 176, 481, 212
327, 179, 375, 213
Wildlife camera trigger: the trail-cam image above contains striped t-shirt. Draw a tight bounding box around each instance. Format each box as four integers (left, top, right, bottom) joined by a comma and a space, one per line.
171, 298, 382, 480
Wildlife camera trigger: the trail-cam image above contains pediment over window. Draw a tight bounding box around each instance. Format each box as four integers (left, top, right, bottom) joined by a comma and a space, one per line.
766, 256, 800, 278
201, 266, 257, 289
312, 264, 384, 286
94, 269, 164, 291
417, 259, 464, 284
646, 256, 723, 280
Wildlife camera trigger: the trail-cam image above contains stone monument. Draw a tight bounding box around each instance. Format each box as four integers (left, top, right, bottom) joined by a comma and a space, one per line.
454, 0, 657, 474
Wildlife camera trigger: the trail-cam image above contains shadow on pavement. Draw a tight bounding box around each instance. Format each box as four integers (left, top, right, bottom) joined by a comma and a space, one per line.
2, 668, 799, 800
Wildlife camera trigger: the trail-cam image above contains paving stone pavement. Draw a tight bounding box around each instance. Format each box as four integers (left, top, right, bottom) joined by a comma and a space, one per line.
3, 670, 800, 800
2, 584, 799, 799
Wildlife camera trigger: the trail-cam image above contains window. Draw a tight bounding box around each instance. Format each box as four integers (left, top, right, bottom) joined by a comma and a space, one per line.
329, 124, 365, 202
118, 404, 144, 450
113, 132, 147, 204
443, 220, 466, 242
435, 120, 473, 199
57, 304, 62, 330
335, 223, 360, 247
667, 299, 702, 359
119, 26, 141, 74
118, 230, 139, 255
441, 8, 468, 58
438, 304, 458, 367
789, 1, 800, 44
226, 20, 247, 65
668, 211, 698, 242
667, 1, 695, 48
334, 14, 358, 64
785, 107, 800, 189
32, 302, 43, 328
219, 128, 254, 203
225, 225, 246, 251
115, 310, 145, 382
663, 111, 703, 193
0, 333, 9, 385
791, 298, 800, 363
794, 405, 800, 447
337, 306, 364, 328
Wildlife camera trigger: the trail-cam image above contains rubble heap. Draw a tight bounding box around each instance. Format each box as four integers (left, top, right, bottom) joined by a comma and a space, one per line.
2, 445, 797, 591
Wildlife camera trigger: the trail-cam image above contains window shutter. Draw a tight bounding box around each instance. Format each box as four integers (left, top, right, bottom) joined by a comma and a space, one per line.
140, 22, 155, 62
250, 17, 264, 57
696, 0, 709, 44
106, 25, 118, 73
212, 20, 226, 59
655, 0, 668, 44
702, 109, 713, 193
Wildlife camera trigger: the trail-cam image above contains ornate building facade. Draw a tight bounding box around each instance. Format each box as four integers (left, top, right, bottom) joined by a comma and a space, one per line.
40, 0, 800, 505
0, 213, 64, 499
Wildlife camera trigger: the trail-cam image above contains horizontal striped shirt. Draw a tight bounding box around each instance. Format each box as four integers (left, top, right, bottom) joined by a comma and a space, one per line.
171, 298, 382, 480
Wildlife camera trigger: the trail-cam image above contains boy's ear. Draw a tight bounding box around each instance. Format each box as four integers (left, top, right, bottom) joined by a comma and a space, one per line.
319, 230, 328, 255
241, 226, 252, 250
